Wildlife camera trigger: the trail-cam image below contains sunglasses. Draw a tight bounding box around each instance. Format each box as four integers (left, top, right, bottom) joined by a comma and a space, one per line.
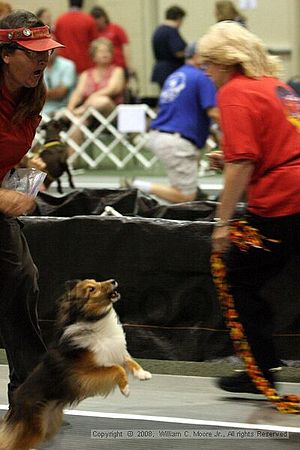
12, 45, 54, 59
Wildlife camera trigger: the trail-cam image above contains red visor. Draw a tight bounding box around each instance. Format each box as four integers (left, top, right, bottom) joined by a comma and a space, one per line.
0, 25, 64, 51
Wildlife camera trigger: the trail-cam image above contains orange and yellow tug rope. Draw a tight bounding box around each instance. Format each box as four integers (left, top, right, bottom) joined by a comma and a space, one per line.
211, 219, 300, 413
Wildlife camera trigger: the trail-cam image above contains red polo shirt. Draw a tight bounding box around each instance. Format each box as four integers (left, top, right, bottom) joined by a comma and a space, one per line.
0, 85, 40, 182
219, 73, 300, 217
54, 11, 99, 73
97, 23, 129, 68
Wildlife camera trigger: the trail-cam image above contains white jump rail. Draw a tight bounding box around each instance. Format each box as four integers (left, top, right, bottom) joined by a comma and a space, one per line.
34, 104, 158, 170
33, 104, 214, 175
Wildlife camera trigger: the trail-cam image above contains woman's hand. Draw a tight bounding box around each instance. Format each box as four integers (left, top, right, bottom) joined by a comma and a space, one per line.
0, 189, 36, 217
72, 105, 87, 116
207, 150, 224, 171
28, 155, 46, 171
211, 225, 231, 253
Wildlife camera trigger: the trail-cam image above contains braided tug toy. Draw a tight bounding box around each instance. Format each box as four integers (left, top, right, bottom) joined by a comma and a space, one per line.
211, 219, 300, 413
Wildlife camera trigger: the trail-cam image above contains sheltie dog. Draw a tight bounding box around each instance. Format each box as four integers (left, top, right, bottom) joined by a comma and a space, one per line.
0, 278, 152, 450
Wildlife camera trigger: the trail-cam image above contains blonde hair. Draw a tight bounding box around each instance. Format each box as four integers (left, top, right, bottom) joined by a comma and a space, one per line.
198, 21, 282, 78
215, 0, 246, 23
89, 37, 113, 58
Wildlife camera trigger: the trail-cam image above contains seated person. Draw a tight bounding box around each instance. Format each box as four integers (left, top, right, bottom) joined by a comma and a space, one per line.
66, 38, 125, 155
43, 50, 77, 115
67, 37, 125, 117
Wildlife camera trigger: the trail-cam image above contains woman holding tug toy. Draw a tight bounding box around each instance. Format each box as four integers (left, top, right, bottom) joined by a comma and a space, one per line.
199, 22, 300, 411
0, 10, 63, 405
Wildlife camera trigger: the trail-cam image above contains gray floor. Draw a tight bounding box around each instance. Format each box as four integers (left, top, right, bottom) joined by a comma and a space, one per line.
0, 365, 299, 449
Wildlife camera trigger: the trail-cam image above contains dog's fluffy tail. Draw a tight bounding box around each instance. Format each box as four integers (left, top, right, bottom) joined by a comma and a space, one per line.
0, 414, 46, 450
0, 400, 64, 450
0, 422, 38, 450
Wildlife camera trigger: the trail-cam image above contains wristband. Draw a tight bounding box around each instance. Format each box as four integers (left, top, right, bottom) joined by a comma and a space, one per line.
214, 218, 231, 227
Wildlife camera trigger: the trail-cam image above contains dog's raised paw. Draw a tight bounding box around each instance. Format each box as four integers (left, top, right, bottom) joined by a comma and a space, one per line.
134, 369, 152, 380
121, 384, 130, 397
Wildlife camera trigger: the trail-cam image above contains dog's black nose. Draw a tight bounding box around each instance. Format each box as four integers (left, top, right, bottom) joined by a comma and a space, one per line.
109, 279, 117, 286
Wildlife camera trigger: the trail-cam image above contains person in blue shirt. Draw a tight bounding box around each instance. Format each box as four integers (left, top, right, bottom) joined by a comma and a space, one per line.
43, 50, 77, 115
130, 42, 218, 203
151, 5, 187, 89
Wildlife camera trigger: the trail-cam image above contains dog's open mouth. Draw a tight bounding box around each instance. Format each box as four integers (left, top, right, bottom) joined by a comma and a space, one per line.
109, 282, 120, 303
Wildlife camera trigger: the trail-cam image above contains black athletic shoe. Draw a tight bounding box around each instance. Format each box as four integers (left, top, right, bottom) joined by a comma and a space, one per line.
216, 369, 280, 395
195, 187, 208, 201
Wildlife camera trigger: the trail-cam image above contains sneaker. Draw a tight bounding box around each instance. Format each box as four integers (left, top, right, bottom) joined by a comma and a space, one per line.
195, 187, 208, 201
216, 369, 279, 395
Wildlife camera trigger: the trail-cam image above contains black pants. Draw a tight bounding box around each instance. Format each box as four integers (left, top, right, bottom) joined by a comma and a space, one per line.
0, 215, 47, 404
225, 212, 300, 381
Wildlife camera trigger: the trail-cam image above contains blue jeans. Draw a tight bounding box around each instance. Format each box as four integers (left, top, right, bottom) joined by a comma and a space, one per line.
0, 215, 47, 405
225, 212, 300, 380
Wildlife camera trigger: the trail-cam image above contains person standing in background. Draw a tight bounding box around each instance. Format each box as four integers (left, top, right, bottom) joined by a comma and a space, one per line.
151, 5, 187, 89
214, 1, 247, 26
0, 2, 11, 19
90, 5, 132, 76
54, 0, 98, 74
36, 7, 53, 30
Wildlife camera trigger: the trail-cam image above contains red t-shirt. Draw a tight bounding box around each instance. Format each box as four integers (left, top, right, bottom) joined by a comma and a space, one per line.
0, 86, 41, 182
97, 23, 129, 68
54, 11, 99, 73
218, 73, 300, 217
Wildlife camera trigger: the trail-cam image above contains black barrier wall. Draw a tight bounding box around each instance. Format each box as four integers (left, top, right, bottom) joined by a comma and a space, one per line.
22, 215, 300, 362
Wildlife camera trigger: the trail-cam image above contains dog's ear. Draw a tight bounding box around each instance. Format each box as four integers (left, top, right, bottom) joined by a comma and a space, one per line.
57, 117, 71, 132
40, 122, 48, 131
46, 111, 56, 120
64, 279, 81, 292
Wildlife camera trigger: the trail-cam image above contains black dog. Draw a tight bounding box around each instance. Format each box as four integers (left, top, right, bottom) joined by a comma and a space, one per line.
37, 119, 75, 194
